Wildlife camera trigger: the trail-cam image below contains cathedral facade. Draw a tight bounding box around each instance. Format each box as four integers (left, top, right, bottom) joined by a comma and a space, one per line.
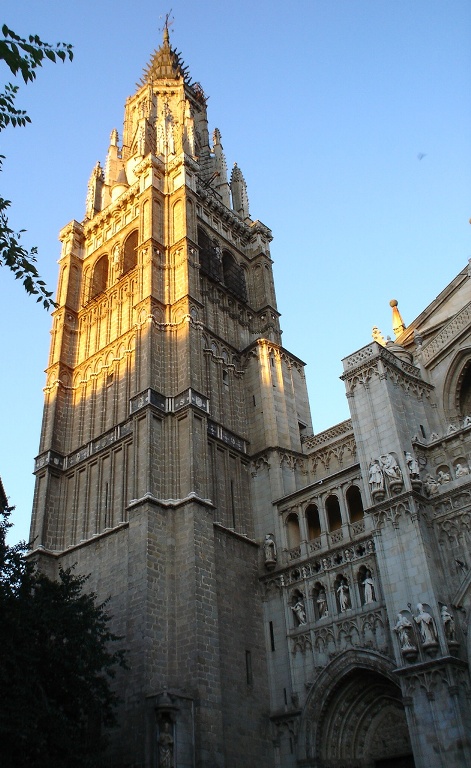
30, 31, 471, 768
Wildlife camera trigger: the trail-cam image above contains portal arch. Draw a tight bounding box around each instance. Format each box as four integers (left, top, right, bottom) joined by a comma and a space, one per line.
299, 650, 414, 767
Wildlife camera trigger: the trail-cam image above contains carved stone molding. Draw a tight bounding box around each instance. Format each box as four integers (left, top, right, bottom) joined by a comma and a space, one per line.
421, 301, 471, 366
302, 419, 353, 451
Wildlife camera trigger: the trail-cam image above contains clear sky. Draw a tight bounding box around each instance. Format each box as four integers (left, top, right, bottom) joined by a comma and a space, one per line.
1, 0, 470, 543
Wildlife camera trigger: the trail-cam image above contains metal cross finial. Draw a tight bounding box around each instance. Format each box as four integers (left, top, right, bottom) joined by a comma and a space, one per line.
160, 10, 174, 42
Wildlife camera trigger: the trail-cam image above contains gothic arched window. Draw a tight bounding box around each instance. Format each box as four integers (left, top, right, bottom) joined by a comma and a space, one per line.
325, 495, 342, 532
122, 230, 138, 274
90, 254, 108, 299
305, 504, 321, 540
346, 485, 364, 523
459, 361, 471, 416
222, 250, 247, 302
286, 513, 301, 549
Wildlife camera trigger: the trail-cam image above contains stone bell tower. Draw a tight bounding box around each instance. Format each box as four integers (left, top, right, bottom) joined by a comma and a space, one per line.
30, 28, 312, 768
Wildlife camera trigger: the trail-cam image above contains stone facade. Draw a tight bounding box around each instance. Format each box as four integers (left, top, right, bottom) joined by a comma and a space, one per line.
30, 30, 471, 768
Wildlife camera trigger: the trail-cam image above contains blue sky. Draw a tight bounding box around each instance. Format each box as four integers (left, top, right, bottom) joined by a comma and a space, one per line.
1, 0, 470, 543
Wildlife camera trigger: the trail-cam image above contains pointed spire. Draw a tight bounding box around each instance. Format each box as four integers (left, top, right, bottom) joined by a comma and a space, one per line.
212, 129, 231, 208
85, 162, 104, 219
390, 299, 406, 338
231, 163, 250, 220
140, 27, 190, 85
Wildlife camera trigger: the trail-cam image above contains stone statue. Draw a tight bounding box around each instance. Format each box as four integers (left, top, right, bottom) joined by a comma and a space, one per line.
404, 451, 420, 480
316, 588, 328, 618
462, 415, 471, 428
380, 453, 402, 481
264, 534, 277, 563
292, 598, 307, 626
414, 604, 437, 645
441, 605, 456, 642
394, 614, 416, 651
368, 460, 384, 493
424, 474, 440, 497
437, 469, 451, 485
363, 570, 376, 604
158, 720, 174, 768
455, 463, 470, 477
337, 580, 350, 612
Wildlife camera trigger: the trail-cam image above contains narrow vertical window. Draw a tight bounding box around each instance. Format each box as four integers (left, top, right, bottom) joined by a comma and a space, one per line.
269, 621, 275, 652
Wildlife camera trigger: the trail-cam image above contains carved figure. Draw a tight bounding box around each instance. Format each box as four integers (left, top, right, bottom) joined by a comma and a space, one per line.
380, 453, 402, 481
414, 604, 437, 645
264, 534, 277, 563
429, 432, 439, 441
404, 451, 420, 479
368, 460, 384, 493
437, 470, 451, 485
424, 474, 440, 497
363, 570, 376, 604
447, 424, 458, 435
441, 605, 456, 642
394, 614, 416, 651
463, 415, 471, 428
337, 580, 350, 612
158, 720, 174, 768
455, 463, 470, 477
317, 589, 328, 618
292, 598, 307, 626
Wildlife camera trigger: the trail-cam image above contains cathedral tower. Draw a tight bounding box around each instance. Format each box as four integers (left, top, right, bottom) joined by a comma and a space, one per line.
31, 30, 312, 767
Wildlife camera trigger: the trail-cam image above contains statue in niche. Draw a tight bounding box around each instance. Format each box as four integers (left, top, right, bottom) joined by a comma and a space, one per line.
437, 469, 451, 485
394, 614, 416, 651
424, 474, 440, 497
380, 453, 402, 481
264, 534, 277, 569
455, 463, 470, 477
337, 579, 350, 612
363, 570, 376, 604
291, 598, 307, 626
414, 604, 438, 645
368, 460, 384, 493
404, 451, 420, 480
316, 588, 328, 618
158, 720, 174, 768
441, 605, 456, 642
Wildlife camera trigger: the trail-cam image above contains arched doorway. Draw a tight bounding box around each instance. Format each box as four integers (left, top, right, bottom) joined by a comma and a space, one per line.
300, 651, 414, 767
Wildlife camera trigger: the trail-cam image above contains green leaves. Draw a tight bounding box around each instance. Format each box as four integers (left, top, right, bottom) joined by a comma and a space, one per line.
0, 25, 73, 309
0, 25, 73, 83
0, 184, 56, 309
0, 504, 126, 768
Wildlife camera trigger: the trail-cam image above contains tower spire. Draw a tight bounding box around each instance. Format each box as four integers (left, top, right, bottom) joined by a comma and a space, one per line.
390, 298, 406, 337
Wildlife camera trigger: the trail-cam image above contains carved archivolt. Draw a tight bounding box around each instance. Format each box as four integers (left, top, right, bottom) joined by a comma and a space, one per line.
299, 650, 407, 765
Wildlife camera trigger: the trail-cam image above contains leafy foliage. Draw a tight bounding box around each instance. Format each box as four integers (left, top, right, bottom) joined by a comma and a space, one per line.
0, 503, 126, 768
0, 25, 73, 309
